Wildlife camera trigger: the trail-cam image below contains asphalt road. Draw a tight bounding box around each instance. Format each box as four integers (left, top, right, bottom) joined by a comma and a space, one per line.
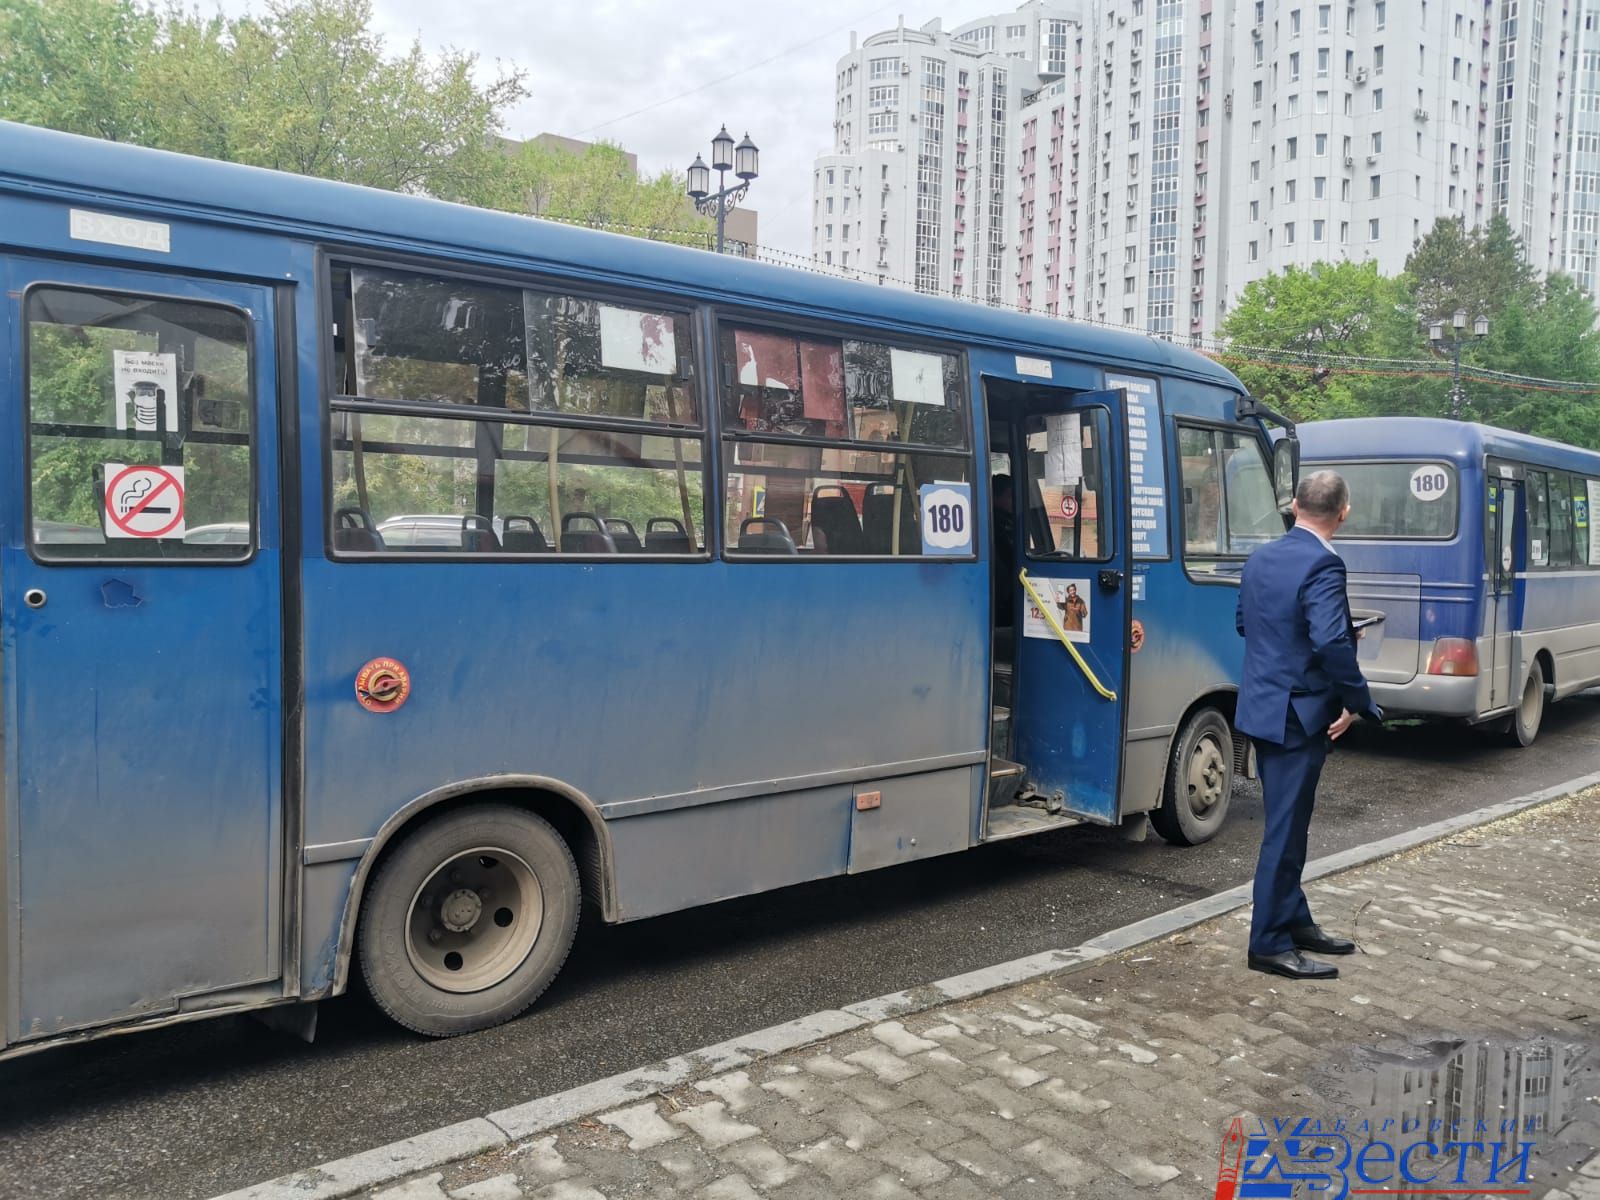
5, 694, 1600, 1200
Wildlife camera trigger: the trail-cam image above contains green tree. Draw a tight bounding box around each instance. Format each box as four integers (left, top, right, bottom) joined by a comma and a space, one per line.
1218, 261, 1437, 421
507, 140, 712, 245
0, 0, 157, 142
0, 0, 527, 204
1407, 214, 1539, 328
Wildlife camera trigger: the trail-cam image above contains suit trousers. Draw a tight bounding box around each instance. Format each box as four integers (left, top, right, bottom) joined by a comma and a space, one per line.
1249, 712, 1328, 956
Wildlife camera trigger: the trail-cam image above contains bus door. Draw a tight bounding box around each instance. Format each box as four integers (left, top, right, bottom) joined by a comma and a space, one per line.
1006, 387, 1132, 824
1485, 473, 1520, 709
2, 258, 284, 1040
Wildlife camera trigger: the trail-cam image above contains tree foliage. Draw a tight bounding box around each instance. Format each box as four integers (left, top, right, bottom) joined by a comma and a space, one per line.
1218, 261, 1440, 421
0, 0, 710, 232
1221, 220, 1600, 448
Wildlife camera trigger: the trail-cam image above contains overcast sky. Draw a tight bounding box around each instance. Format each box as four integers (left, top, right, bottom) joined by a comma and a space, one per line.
344, 0, 1017, 255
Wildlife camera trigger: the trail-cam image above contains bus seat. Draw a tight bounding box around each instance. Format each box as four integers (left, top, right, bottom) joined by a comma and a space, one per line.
738, 516, 798, 555
603, 518, 644, 553
645, 517, 692, 554
560, 512, 617, 553
501, 515, 551, 553
863, 483, 921, 554
461, 515, 501, 553
333, 506, 385, 552
810, 485, 865, 554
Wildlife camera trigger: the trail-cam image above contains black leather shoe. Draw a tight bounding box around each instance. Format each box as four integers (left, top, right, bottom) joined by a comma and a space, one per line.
1248, 950, 1339, 980
1290, 924, 1357, 955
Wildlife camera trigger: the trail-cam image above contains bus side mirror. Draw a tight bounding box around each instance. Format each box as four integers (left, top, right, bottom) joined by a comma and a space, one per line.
1273, 437, 1299, 523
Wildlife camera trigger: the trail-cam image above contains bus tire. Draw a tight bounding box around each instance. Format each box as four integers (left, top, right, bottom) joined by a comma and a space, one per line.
358, 804, 580, 1037
1151, 708, 1233, 847
1507, 659, 1546, 748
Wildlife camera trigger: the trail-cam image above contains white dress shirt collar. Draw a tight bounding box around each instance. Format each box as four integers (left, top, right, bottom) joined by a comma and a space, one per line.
1295, 523, 1338, 555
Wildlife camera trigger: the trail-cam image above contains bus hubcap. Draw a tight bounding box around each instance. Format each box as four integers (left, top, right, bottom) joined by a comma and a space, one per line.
1187, 738, 1226, 815
406, 848, 544, 993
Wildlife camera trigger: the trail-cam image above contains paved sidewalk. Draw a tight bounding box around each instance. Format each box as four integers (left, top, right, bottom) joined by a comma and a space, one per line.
367, 790, 1600, 1200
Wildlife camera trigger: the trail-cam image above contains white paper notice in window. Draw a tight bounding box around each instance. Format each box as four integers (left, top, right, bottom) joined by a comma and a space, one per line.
1588, 480, 1600, 563
598, 305, 676, 375
1044, 412, 1083, 486
889, 347, 945, 406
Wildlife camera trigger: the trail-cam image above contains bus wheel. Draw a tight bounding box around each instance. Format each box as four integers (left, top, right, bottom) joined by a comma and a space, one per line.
1151, 708, 1233, 847
1507, 660, 1546, 748
359, 805, 580, 1037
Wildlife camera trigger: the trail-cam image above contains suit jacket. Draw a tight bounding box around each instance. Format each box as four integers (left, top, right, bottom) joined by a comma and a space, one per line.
1234, 525, 1381, 744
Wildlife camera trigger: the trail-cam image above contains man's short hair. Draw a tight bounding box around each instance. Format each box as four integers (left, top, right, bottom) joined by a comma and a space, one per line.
1296, 470, 1349, 520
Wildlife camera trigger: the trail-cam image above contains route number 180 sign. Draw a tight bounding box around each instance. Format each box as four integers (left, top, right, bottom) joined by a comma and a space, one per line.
919, 482, 973, 556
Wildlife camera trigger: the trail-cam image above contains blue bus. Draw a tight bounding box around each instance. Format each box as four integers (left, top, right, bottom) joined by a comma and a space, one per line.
1299, 417, 1600, 746
0, 121, 1295, 1054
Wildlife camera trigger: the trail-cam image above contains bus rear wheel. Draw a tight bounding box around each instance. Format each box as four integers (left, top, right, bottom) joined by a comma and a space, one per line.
1151, 708, 1233, 847
1507, 659, 1546, 748
359, 805, 580, 1037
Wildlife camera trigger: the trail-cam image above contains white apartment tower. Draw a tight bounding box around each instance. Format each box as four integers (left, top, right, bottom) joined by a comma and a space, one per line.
816, 2, 1589, 337
1561, 1, 1600, 294
813, 4, 1078, 303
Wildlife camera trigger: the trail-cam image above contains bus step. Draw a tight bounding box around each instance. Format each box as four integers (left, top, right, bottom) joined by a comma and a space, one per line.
985, 804, 1084, 843
991, 705, 1011, 749
988, 756, 1025, 807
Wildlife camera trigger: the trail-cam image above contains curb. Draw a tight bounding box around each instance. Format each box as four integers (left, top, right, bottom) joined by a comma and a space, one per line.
210, 769, 1600, 1200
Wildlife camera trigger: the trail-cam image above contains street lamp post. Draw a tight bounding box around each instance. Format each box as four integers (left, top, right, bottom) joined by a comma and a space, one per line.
1427, 309, 1490, 420
687, 126, 758, 254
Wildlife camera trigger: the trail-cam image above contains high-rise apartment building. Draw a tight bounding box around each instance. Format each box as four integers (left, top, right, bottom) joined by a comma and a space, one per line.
815, 1, 1591, 338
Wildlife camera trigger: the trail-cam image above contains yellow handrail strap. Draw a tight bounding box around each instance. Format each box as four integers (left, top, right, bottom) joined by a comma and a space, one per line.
1017, 569, 1119, 702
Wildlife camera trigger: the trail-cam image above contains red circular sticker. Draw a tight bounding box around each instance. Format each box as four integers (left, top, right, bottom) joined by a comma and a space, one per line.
1130, 619, 1146, 654
355, 657, 411, 713
105, 464, 185, 539
1060, 495, 1079, 519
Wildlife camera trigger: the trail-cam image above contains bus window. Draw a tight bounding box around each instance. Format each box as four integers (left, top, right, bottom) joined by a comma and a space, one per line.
719, 323, 971, 557
26, 287, 253, 560
329, 264, 705, 555
1549, 471, 1575, 567
1021, 408, 1109, 560
1178, 425, 1279, 573
1320, 462, 1458, 539
1527, 470, 1551, 567
1575, 477, 1593, 566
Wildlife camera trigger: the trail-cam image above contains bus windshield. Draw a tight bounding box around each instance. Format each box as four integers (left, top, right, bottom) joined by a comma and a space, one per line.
1323, 461, 1459, 539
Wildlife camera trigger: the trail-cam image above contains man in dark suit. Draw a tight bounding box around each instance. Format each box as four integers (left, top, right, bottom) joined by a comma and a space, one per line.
1236, 470, 1382, 981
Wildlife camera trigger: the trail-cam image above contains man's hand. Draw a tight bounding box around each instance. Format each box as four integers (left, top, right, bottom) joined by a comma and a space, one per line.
1328, 708, 1357, 740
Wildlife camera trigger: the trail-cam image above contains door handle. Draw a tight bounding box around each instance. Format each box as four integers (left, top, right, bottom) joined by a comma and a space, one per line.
1098, 568, 1124, 592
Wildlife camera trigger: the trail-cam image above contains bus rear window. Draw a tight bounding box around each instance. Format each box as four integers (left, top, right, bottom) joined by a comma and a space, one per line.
1324, 462, 1458, 539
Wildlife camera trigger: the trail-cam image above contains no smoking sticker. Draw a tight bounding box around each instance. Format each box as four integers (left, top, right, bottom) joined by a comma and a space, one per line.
1060, 495, 1079, 520
103, 463, 185, 539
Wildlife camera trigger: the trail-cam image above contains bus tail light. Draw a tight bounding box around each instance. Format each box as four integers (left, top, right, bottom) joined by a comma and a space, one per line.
1426, 638, 1479, 676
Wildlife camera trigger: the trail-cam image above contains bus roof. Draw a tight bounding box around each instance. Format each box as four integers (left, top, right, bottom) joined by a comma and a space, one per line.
1300, 416, 1600, 475
0, 120, 1243, 391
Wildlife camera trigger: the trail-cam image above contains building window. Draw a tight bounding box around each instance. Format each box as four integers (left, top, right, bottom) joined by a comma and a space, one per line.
1249, 240, 1260, 261
1375, 0, 1386, 29
1250, 200, 1260, 221
1318, 4, 1331, 32
1313, 218, 1326, 241
1371, 131, 1383, 154
1369, 218, 1381, 240
1288, 136, 1299, 160
1317, 47, 1330, 77
1290, 52, 1301, 81
1315, 132, 1328, 156
1370, 174, 1381, 198
1372, 87, 1384, 112
1285, 221, 1297, 244
1374, 45, 1384, 73
1314, 176, 1326, 198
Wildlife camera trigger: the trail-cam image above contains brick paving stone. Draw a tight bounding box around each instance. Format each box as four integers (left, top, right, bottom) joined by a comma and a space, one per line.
364, 790, 1600, 1200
